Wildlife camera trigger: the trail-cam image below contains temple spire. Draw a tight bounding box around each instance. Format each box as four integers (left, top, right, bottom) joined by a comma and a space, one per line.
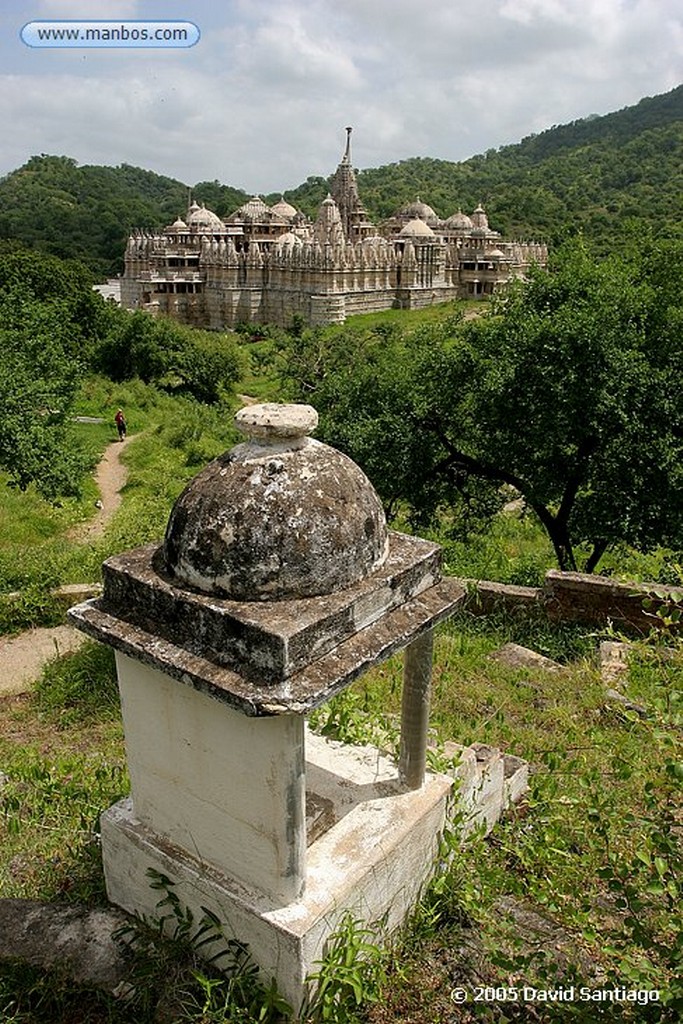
330, 126, 375, 242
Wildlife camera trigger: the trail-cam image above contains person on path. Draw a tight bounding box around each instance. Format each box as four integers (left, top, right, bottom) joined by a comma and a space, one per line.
114, 409, 127, 441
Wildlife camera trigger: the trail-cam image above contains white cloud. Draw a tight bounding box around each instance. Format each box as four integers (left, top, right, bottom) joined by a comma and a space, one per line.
234, 4, 363, 89
0, 0, 681, 192
37, 0, 141, 16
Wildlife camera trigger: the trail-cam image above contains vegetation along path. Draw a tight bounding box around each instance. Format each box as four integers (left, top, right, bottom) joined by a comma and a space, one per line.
0, 437, 135, 695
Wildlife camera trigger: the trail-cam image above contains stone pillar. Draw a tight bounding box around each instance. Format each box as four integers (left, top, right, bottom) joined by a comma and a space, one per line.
399, 629, 434, 789
68, 401, 466, 1012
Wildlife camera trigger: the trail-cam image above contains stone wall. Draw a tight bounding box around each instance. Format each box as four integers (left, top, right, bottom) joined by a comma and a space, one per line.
463, 571, 681, 634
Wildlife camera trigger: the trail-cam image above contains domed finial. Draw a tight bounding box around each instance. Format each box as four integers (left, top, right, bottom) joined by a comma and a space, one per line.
234, 403, 318, 444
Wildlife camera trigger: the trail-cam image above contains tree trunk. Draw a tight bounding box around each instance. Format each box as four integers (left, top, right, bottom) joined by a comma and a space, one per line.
545, 518, 578, 572
584, 539, 609, 574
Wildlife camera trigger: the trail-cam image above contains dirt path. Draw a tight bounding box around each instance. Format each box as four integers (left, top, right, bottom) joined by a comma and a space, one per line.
68, 434, 135, 542
0, 437, 135, 695
0, 627, 87, 696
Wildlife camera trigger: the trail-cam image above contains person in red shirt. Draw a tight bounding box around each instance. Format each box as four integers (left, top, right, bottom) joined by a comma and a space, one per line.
114, 409, 127, 441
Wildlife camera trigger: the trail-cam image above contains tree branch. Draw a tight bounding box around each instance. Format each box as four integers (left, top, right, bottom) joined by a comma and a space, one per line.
556, 436, 599, 529
585, 538, 609, 574
421, 415, 578, 570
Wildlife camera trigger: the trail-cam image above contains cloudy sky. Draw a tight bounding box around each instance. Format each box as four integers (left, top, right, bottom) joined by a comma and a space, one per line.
1, 0, 681, 193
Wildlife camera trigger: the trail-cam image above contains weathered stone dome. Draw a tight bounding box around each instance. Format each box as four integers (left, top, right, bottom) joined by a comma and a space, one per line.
399, 196, 439, 225
234, 196, 271, 221
163, 403, 389, 601
164, 216, 188, 232
444, 209, 473, 231
271, 196, 298, 221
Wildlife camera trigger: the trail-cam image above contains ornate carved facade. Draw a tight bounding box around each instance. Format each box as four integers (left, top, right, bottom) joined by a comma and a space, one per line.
121, 129, 547, 328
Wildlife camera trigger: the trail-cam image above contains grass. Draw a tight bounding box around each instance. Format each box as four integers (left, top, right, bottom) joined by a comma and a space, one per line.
0, 420, 111, 551
1, 617, 680, 1021
334, 298, 479, 333
1, 323, 679, 613
0, 377, 241, 629
318, 617, 682, 1022
0, 642, 125, 906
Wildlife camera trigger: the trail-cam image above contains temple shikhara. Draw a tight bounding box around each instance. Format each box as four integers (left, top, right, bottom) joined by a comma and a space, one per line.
121, 129, 547, 328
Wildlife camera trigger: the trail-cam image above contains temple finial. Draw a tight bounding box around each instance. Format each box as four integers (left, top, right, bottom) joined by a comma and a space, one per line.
343, 126, 352, 163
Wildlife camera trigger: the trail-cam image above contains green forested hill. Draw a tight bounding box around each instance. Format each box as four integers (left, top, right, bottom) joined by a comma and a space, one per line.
0, 86, 680, 275
284, 85, 683, 249
0, 157, 248, 277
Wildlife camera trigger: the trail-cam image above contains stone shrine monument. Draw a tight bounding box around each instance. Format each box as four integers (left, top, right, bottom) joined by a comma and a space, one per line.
70, 403, 467, 1010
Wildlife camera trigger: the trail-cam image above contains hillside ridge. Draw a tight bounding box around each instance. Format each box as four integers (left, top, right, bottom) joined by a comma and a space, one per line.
0, 84, 680, 274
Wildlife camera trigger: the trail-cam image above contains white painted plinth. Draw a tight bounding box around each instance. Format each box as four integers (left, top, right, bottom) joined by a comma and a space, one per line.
101, 730, 452, 1014
114, 652, 306, 905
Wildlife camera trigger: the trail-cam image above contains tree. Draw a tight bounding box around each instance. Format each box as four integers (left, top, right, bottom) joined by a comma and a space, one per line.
0, 293, 89, 497
0, 248, 117, 497
282, 242, 683, 573
94, 311, 241, 403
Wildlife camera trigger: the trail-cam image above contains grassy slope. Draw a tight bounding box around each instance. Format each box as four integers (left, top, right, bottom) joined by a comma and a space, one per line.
0, 337, 681, 1018
0, 377, 240, 620
1, 298, 679, 623
1, 616, 680, 1021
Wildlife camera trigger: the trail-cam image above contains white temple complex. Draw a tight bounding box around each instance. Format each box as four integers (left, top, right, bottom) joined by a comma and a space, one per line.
121, 129, 547, 328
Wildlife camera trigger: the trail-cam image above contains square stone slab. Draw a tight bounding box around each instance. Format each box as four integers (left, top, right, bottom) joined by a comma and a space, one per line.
70, 575, 464, 717
74, 531, 443, 686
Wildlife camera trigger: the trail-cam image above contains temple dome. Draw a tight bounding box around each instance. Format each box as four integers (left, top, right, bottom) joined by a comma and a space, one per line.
163, 403, 389, 601
187, 204, 224, 230
164, 216, 188, 232
445, 209, 473, 231
271, 197, 298, 221
399, 218, 435, 238
235, 196, 271, 220
398, 196, 438, 224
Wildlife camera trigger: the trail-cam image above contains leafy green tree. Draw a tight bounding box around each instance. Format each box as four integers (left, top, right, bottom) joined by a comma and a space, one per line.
282, 242, 683, 573
174, 330, 242, 404
0, 284, 90, 497
94, 310, 241, 403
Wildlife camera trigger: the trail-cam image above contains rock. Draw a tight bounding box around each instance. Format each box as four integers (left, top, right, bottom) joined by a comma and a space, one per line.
490, 896, 602, 981
448, 897, 602, 996
599, 641, 631, 685
489, 642, 562, 673
0, 899, 133, 993
604, 688, 647, 716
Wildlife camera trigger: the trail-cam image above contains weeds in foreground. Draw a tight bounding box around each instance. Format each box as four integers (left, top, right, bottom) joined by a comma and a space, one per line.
304, 916, 389, 1023
109, 869, 292, 1023
32, 642, 119, 726
1, 608, 681, 1021
0, 642, 125, 903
